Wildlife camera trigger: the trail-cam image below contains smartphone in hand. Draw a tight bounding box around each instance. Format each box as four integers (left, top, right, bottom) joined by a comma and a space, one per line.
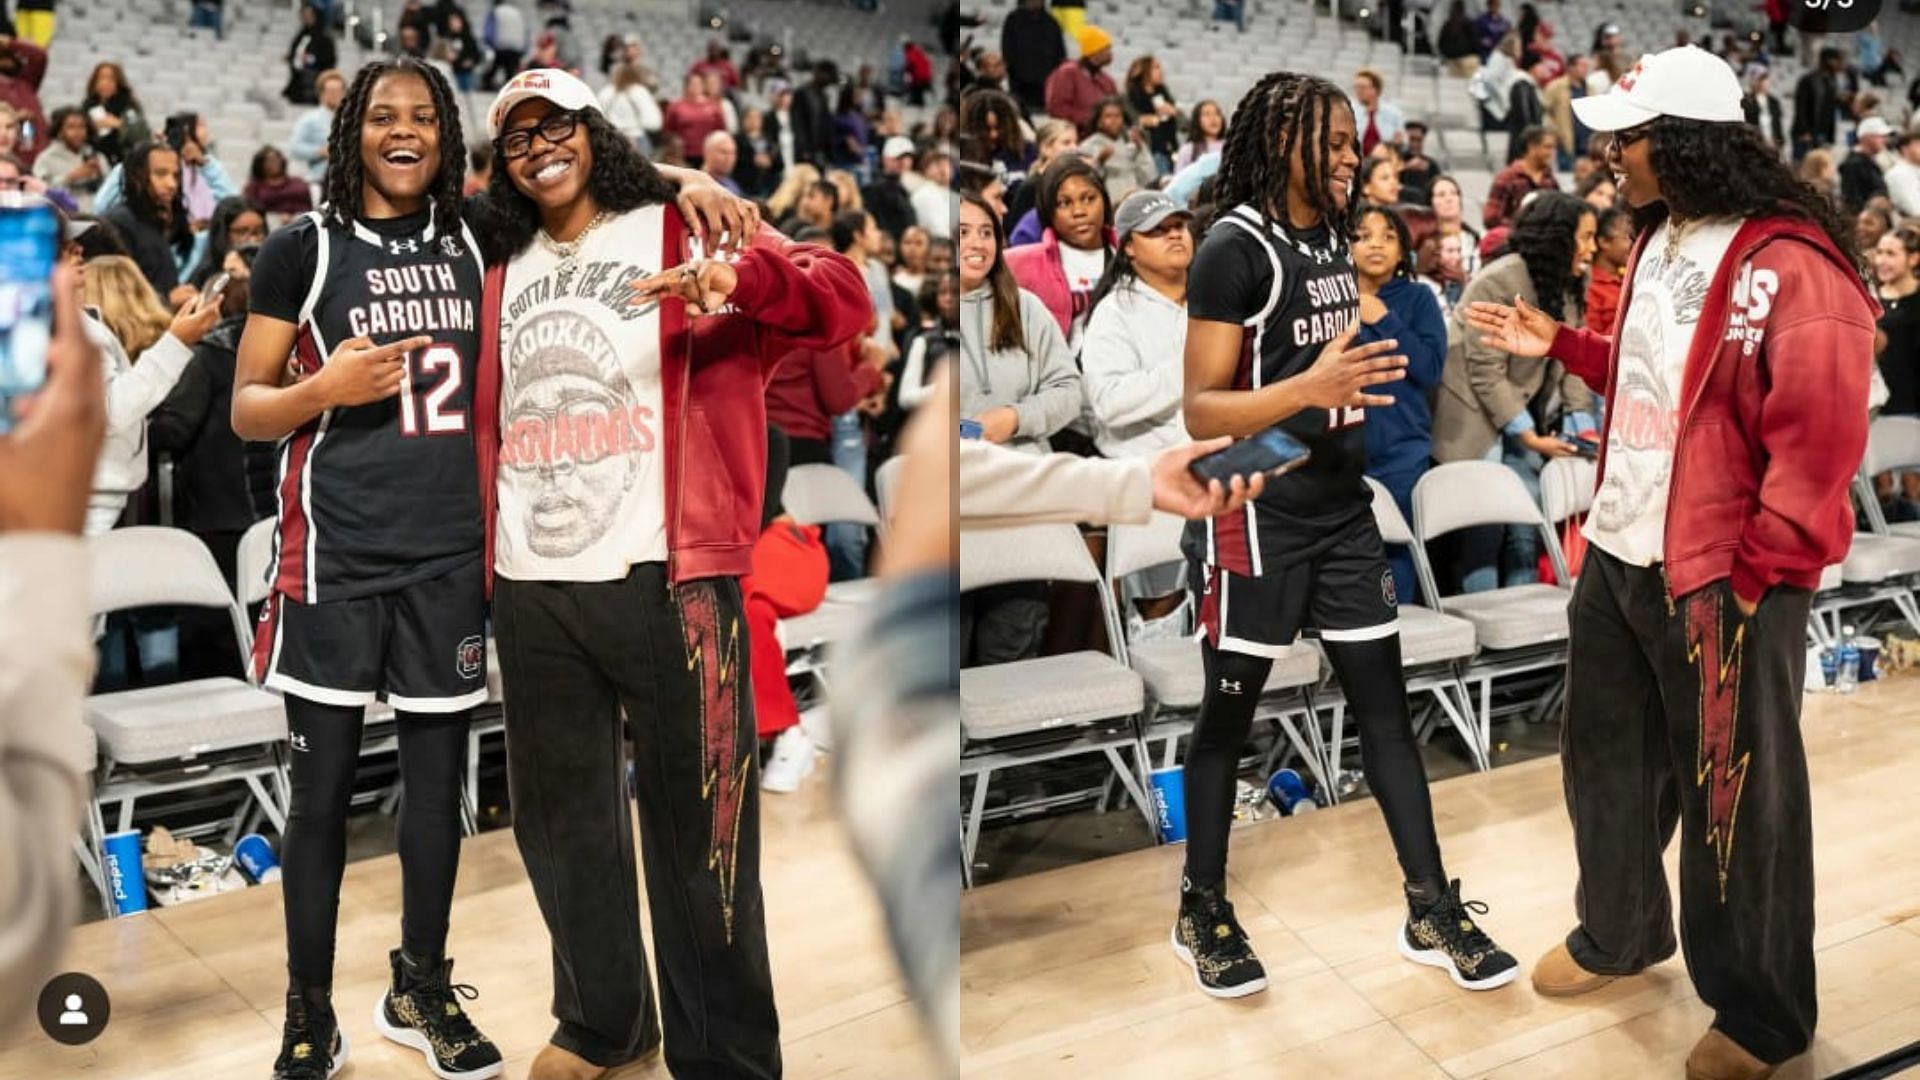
0, 197, 60, 435
1189, 426, 1312, 487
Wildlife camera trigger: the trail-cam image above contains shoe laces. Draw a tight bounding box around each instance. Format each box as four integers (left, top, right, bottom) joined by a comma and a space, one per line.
1424, 882, 1498, 955
1188, 889, 1255, 959
411, 971, 486, 1046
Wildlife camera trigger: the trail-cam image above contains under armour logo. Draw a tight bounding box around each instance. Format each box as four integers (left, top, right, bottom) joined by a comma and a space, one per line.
290, 734, 309, 752
389, 238, 421, 255
1219, 678, 1244, 694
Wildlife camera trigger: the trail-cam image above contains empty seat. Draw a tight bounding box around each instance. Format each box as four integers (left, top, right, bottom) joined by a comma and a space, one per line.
87, 678, 288, 765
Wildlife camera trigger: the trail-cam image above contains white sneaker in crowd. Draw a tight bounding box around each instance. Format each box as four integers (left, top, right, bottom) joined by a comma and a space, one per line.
762, 726, 819, 793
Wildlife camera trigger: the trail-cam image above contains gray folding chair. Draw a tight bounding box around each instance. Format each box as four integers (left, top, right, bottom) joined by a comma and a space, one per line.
85, 527, 291, 914
780, 463, 884, 650
961, 523, 1150, 879
1538, 456, 1598, 553
1348, 477, 1487, 778
1105, 511, 1329, 793
1411, 461, 1573, 753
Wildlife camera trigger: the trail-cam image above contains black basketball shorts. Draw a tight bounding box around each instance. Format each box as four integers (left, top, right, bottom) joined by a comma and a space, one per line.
1193, 515, 1400, 658
252, 556, 488, 714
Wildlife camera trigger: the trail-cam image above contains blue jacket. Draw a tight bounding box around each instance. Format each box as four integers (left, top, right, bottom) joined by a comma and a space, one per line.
1360, 275, 1447, 484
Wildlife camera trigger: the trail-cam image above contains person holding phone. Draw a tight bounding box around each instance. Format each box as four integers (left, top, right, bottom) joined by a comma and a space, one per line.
1175, 70, 1521, 1001
1434, 190, 1597, 592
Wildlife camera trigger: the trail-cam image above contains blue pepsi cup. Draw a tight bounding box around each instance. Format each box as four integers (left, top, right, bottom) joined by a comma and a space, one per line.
234, 833, 281, 883
101, 829, 148, 915
1267, 768, 1319, 815
959, 419, 983, 440
1148, 766, 1187, 843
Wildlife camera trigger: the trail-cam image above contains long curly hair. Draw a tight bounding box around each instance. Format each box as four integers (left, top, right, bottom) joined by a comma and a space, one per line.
1501, 190, 1591, 323
121, 142, 194, 262
1633, 116, 1862, 275
1206, 71, 1353, 238
471, 107, 677, 266
320, 58, 466, 242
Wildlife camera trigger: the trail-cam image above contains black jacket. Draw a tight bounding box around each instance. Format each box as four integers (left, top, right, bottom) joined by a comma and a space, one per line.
1438, 15, 1477, 60
148, 316, 276, 534
1792, 71, 1838, 147
792, 84, 835, 169
1840, 150, 1889, 213
1506, 80, 1543, 163
863, 174, 917, 240
102, 204, 183, 296
1002, 7, 1066, 113
733, 129, 784, 198
1742, 92, 1785, 149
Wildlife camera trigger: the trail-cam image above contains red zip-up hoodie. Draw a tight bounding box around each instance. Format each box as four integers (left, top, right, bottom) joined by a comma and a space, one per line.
1547, 215, 1879, 607
472, 210, 871, 596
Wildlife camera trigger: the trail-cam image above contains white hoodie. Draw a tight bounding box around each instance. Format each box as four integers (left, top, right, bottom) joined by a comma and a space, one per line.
1080, 279, 1189, 459
84, 312, 195, 535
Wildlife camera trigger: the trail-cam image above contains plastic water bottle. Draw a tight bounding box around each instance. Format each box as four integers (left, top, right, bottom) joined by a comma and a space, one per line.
1836, 626, 1861, 694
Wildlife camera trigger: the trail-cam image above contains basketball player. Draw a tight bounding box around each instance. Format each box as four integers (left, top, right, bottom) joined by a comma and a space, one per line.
468, 70, 870, 1080
1468, 47, 1875, 1080
232, 58, 758, 1080
1174, 71, 1519, 998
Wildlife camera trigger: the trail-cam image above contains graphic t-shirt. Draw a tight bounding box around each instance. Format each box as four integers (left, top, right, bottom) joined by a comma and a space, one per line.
1058, 241, 1108, 353
495, 207, 669, 582
1586, 216, 1744, 566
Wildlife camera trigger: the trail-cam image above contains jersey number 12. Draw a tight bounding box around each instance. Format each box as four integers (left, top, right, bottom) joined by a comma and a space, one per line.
397, 345, 468, 436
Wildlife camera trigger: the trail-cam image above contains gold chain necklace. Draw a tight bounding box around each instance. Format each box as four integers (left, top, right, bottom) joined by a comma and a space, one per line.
1663, 213, 1699, 263
539, 210, 612, 272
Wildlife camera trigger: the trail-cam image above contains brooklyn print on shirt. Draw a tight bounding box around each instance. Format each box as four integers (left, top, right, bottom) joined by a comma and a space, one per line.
494, 207, 671, 582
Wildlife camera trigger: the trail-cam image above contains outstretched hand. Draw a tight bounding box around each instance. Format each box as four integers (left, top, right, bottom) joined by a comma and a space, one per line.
1150, 438, 1267, 519
1464, 295, 1560, 359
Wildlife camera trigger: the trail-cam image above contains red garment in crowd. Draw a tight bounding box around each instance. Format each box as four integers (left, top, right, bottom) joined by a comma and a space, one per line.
743, 517, 830, 737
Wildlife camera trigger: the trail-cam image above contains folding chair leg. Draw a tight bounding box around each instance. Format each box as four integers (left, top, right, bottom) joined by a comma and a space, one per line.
1325, 702, 1348, 804
462, 726, 484, 837
1891, 589, 1920, 635
85, 800, 113, 916
962, 769, 992, 879
1271, 708, 1332, 795
1431, 685, 1488, 771
244, 773, 287, 834
960, 823, 974, 890
1102, 744, 1158, 836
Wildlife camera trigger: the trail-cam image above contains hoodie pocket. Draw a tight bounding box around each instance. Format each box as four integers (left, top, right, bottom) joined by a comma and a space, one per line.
1669, 421, 1756, 559
681, 407, 756, 552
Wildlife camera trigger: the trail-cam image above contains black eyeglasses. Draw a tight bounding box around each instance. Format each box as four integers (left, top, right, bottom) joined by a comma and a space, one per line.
499, 110, 580, 160
1609, 122, 1655, 151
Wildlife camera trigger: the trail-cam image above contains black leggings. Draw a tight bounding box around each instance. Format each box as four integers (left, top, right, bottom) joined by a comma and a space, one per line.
281, 697, 471, 986
1182, 636, 1445, 892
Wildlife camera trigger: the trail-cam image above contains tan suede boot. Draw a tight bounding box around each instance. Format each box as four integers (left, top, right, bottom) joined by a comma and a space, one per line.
1529, 942, 1624, 997
1685, 1029, 1778, 1080
529, 1042, 662, 1080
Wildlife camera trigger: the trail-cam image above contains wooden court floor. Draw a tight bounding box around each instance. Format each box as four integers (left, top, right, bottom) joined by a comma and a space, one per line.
961, 673, 1920, 1079
0, 772, 941, 1080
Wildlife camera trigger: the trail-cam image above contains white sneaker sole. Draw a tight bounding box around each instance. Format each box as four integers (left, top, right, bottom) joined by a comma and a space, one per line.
373, 996, 502, 1080
1396, 926, 1521, 991
1169, 923, 1269, 999
328, 1027, 350, 1079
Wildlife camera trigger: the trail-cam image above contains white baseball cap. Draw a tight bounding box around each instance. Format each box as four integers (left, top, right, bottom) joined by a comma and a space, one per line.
1858, 117, 1895, 138
1572, 45, 1744, 132
882, 135, 916, 160
487, 68, 603, 141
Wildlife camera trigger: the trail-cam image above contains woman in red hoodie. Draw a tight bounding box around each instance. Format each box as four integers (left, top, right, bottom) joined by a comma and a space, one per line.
1469, 46, 1876, 1080
472, 69, 870, 1080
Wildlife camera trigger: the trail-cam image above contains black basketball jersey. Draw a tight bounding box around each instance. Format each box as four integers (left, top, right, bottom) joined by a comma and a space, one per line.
1184, 203, 1373, 575
249, 208, 486, 602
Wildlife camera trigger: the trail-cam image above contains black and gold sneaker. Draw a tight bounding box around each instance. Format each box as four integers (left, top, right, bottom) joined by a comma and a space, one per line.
1170, 878, 1269, 998
373, 948, 503, 1079
272, 983, 347, 1080
1399, 878, 1520, 990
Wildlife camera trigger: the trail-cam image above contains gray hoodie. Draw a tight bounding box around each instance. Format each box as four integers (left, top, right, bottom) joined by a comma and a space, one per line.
959, 284, 1082, 454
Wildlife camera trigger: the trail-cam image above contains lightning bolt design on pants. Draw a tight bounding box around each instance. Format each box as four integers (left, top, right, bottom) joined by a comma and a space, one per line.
679, 583, 750, 942
1687, 591, 1750, 904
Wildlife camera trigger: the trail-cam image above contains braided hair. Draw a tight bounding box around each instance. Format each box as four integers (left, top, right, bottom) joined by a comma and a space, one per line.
1501, 190, 1591, 323
1206, 71, 1354, 237
121, 142, 194, 263
320, 57, 466, 241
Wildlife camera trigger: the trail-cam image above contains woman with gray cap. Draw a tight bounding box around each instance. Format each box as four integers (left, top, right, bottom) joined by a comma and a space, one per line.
1081, 189, 1194, 459
1469, 44, 1877, 1080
